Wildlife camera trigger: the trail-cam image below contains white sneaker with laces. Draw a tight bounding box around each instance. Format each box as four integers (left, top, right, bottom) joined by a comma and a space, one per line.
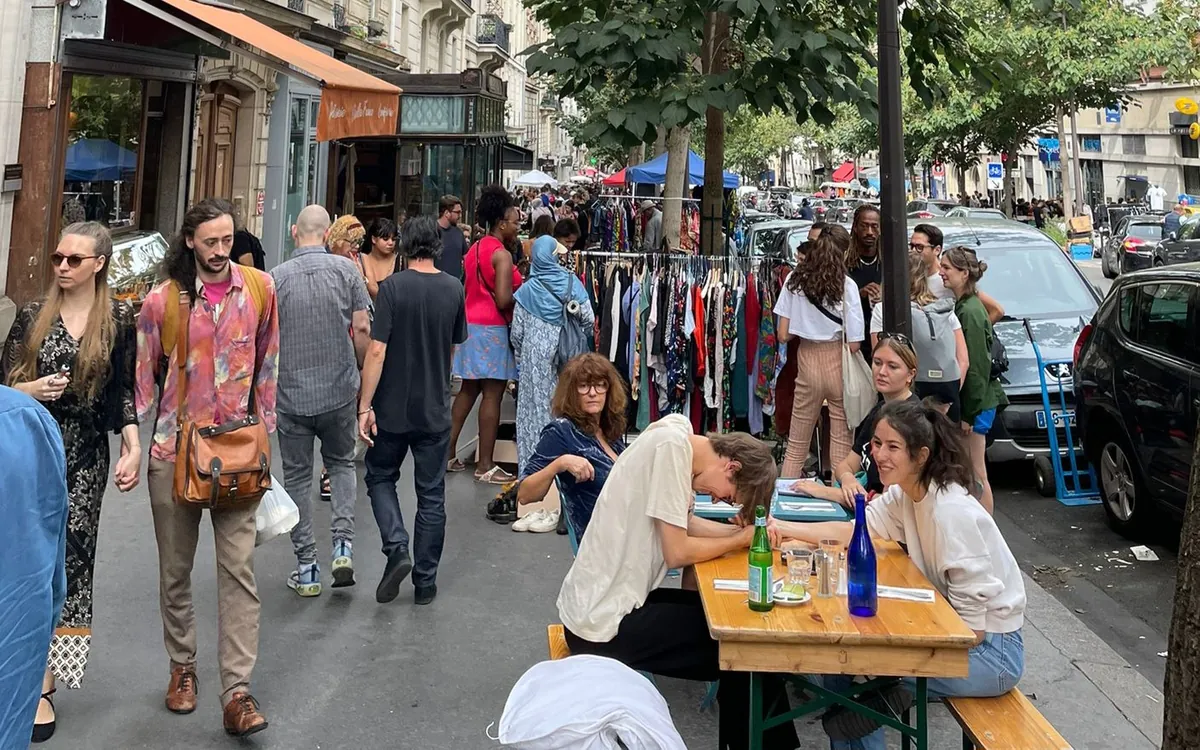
528, 509, 560, 534
512, 510, 546, 532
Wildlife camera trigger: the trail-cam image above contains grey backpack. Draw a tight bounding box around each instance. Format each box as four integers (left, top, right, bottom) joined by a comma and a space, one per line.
536, 276, 592, 373
911, 298, 960, 383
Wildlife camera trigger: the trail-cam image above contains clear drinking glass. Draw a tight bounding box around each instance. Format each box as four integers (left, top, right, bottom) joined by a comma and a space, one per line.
781, 541, 813, 598
820, 539, 843, 593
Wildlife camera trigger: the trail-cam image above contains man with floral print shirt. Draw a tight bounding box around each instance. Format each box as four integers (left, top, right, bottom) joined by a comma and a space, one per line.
135, 198, 278, 738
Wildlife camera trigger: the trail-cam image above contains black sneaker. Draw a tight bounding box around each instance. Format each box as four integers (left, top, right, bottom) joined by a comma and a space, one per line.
822, 681, 914, 741
376, 551, 413, 604
414, 584, 438, 605
486, 490, 518, 524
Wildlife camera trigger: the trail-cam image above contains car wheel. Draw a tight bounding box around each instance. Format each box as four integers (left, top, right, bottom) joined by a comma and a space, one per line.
1098, 437, 1149, 536
1101, 250, 1116, 279
1033, 456, 1057, 497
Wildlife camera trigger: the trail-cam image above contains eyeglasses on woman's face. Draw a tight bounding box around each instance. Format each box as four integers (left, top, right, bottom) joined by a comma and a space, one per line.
576, 381, 610, 395
51, 252, 100, 269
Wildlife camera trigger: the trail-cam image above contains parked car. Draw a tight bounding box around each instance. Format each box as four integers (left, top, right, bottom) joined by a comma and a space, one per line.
944, 206, 1008, 221
1073, 264, 1198, 535
1100, 215, 1163, 279
742, 219, 811, 262
1151, 214, 1200, 269
109, 230, 170, 309
906, 199, 959, 219
919, 218, 1102, 466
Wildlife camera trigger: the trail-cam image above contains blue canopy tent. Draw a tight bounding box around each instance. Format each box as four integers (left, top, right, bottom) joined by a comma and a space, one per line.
626, 149, 739, 189
65, 138, 138, 182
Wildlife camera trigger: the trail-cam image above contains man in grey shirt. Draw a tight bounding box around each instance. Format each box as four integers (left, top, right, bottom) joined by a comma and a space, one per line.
272, 205, 371, 597
640, 200, 663, 253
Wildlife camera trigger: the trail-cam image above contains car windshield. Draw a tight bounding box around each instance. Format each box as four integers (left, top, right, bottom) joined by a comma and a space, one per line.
974, 244, 1097, 318
1127, 223, 1162, 241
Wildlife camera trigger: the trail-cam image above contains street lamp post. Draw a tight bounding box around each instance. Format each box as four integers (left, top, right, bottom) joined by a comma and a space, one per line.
878, 0, 910, 337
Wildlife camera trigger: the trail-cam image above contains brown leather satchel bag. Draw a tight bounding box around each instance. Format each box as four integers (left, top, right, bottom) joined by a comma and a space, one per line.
171, 284, 271, 508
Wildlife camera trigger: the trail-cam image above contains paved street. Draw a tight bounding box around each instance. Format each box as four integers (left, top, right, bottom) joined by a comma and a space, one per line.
30, 413, 1172, 749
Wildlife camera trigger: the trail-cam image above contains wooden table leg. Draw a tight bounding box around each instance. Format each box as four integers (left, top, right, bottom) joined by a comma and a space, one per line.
749, 672, 764, 750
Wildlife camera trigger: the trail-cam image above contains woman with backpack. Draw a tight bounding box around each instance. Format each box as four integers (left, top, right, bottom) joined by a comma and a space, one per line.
940, 246, 1007, 514
870, 258, 969, 422
511, 234, 593, 478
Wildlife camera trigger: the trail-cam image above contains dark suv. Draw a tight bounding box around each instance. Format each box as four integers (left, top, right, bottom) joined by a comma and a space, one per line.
1073, 265, 1199, 535
1099, 215, 1162, 278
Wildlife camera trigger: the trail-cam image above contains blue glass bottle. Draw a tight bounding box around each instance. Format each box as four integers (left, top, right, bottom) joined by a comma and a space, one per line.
847, 493, 878, 617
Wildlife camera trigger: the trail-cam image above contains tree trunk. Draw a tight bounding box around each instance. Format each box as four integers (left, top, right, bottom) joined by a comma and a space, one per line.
627, 143, 645, 168
699, 11, 730, 256
653, 127, 668, 158
1164, 411, 1200, 748
1056, 105, 1073, 219
662, 125, 689, 252
1002, 142, 1020, 218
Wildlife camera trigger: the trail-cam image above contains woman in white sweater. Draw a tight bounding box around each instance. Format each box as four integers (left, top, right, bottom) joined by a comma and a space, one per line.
776, 398, 1025, 749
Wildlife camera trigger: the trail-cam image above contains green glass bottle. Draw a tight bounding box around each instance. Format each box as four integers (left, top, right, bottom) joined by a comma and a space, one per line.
748, 505, 774, 612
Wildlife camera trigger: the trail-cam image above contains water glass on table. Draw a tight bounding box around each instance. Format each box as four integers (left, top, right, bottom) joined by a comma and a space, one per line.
780, 541, 813, 598
818, 539, 843, 597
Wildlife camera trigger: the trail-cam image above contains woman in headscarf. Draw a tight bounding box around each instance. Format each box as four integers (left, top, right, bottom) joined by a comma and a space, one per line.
327, 215, 365, 263
510, 234, 594, 474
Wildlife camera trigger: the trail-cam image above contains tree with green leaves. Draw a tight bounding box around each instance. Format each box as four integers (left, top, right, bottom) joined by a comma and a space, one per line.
525, 0, 977, 252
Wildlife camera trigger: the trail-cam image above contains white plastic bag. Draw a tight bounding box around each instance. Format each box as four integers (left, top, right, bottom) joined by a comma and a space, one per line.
495, 655, 685, 749
255, 476, 299, 547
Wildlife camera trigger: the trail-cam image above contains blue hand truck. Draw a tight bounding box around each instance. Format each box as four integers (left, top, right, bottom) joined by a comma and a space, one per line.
1023, 319, 1101, 506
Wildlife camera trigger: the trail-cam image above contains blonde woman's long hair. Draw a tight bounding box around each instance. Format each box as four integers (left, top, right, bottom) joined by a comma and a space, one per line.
7, 222, 116, 400
909, 252, 937, 306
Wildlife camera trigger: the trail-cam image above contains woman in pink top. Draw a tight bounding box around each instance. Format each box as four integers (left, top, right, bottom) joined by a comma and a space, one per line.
449, 186, 523, 483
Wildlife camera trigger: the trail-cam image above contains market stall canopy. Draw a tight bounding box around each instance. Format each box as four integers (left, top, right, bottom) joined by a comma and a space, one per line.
512, 169, 559, 188
134, 0, 400, 140
625, 150, 738, 188
602, 169, 626, 186
65, 139, 137, 182
830, 161, 856, 183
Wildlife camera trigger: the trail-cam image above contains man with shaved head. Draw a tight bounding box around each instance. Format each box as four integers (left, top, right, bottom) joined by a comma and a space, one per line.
271, 205, 372, 597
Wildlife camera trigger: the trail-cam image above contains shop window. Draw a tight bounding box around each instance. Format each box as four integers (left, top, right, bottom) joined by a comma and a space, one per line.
401, 95, 466, 134
1080, 136, 1101, 153
284, 95, 321, 257
1180, 135, 1199, 159
63, 75, 145, 229
423, 144, 465, 216
1185, 166, 1200, 195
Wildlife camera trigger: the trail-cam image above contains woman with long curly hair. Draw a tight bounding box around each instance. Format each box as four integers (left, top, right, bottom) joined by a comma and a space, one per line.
511, 354, 627, 536
447, 185, 524, 484
2, 222, 139, 742
773, 224, 865, 477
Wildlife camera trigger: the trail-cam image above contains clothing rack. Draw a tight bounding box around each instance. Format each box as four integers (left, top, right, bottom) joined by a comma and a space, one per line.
596, 194, 701, 203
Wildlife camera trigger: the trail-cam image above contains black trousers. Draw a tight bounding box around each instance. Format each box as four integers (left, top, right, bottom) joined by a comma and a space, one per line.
564, 588, 800, 750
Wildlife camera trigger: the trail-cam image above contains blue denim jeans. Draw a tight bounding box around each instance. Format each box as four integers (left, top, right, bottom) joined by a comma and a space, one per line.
364, 427, 451, 588
824, 629, 1025, 750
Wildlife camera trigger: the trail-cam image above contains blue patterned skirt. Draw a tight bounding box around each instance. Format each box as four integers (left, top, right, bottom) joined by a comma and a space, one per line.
452, 324, 518, 381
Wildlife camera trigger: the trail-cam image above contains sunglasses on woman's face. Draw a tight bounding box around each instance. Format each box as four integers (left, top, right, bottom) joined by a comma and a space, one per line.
51, 253, 100, 269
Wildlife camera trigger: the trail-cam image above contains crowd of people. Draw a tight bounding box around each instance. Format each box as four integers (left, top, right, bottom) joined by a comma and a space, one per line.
2, 184, 1028, 750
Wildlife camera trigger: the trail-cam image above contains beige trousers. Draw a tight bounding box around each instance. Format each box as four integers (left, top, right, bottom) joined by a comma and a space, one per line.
148, 459, 260, 705
781, 339, 854, 478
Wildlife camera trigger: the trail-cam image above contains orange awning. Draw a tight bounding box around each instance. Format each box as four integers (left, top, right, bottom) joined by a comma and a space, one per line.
159, 0, 399, 141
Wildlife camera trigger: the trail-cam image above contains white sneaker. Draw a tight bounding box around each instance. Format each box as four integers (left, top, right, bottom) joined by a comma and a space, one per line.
512, 510, 546, 532
528, 509, 560, 534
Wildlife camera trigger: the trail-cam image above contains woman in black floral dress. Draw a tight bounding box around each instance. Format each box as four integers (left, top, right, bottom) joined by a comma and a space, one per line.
2, 221, 139, 743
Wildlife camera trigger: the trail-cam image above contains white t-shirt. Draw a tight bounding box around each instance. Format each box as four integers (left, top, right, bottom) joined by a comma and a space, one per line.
866, 483, 1026, 633
1148, 185, 1167, 211
927, 270, 954, 300
557, 415, 695, 642
870, 302, 961, 335
772, 275, 865, 343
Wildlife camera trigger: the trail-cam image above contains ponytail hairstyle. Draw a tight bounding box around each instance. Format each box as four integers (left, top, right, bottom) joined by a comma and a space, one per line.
940, 245, 988, 297
875, 398, 975, 493
477, 185, 515, 236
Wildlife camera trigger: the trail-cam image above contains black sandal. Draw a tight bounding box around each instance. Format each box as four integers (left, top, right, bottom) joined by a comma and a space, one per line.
31, 688, 56, 743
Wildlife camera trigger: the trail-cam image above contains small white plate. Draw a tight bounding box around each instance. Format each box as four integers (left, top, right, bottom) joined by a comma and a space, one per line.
773, 588, 811, 606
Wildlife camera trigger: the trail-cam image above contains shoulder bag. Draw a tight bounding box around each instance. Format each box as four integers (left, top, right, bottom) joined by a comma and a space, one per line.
814, 296, 875, 430
535, 275, 592, 373
171, 273, 272, 508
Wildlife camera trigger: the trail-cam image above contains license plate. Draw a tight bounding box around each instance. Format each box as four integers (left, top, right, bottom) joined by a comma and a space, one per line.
1036, 409, 1076, 429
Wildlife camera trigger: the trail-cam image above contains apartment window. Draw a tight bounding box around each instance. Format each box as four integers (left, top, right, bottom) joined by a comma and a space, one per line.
1185, 166, 1200, 195
1122, 135, 1146, 156
1080, 136, 1101, 153
1181, 135, 1199, 160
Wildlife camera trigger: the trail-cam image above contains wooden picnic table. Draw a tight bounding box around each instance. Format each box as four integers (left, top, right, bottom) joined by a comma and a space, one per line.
694, 542, 977, 750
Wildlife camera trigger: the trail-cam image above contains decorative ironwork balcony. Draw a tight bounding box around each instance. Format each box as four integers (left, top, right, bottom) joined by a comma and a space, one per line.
476, 14, 510, 54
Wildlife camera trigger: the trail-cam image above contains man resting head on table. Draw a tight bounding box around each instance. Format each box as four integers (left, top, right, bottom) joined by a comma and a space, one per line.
556, 414, 802, 750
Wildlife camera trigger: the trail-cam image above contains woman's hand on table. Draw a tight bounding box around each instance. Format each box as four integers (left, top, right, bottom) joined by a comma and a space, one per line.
838, 474, 868, 508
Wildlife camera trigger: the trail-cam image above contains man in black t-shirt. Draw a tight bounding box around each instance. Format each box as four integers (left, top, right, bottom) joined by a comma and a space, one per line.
357, 215, 467, 607
846, 205, 882, 361
435, 195, 467, 281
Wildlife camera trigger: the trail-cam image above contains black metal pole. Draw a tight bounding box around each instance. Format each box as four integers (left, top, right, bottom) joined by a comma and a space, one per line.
878, 0, 910, 337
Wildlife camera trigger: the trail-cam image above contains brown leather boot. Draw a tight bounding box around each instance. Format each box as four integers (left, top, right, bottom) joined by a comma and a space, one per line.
222, 692, 268, 737
165, 666, 198, 714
